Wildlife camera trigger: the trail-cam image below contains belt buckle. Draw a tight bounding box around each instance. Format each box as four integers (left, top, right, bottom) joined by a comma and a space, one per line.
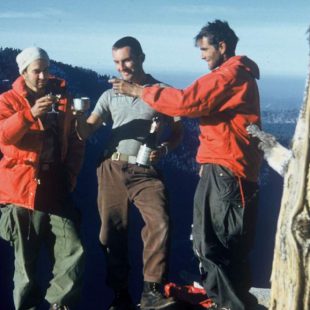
112, 152, 121, 161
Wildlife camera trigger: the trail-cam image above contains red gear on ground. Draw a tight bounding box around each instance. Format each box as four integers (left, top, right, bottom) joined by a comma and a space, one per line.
164, 282, 215, 308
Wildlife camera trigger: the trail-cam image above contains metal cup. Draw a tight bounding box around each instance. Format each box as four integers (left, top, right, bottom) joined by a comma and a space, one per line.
72, 97, 90, 112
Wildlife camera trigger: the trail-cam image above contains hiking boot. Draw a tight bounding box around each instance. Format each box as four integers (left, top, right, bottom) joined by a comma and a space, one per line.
140, 282, 176, 310
108, 289, 135, 310
49, 304, 70, 310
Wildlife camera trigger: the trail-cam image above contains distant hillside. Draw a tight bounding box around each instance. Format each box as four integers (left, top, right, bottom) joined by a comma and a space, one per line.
258, 75, 306, 110
0, 46, 298, 174
0, 47, 111, 107
0, 47, 301, 309
0, 47, 199, 173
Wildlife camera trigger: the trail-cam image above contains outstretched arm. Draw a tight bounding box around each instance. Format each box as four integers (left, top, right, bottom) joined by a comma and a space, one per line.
109, 78, 143, 98
110, 74, 231, 118
75, 112, 104, 140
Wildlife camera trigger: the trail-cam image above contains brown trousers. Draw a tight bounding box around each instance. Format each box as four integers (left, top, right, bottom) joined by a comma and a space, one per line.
97, 159, 170, 289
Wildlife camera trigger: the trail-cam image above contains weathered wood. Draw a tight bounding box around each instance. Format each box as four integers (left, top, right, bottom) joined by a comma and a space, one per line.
246, 124, 292, 176
270, 28, 310, 310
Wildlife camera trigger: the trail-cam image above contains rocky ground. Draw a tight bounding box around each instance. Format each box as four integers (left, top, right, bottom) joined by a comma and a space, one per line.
250, 287, 270, 309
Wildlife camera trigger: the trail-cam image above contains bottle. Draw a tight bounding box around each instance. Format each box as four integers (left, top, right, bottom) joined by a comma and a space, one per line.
136, 117, 159, 167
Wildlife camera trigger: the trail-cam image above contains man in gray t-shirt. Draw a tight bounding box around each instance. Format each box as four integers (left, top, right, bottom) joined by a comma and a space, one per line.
76, 37, 182, 310
93, 75, 176, 158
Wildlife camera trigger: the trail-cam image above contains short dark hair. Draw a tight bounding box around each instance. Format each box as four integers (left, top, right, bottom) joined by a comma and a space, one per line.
195, 20, 239, 54
112, 36, 144, 57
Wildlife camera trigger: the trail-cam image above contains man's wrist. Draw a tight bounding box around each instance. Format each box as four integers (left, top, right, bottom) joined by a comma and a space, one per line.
134, 85, 144, 98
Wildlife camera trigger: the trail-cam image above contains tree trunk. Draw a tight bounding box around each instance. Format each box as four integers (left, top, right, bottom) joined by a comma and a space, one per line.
270, 29, 310, 310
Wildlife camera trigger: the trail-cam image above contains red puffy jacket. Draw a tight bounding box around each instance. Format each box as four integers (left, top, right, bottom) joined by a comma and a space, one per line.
142, 56, 262, 181
0, 76, 85, 210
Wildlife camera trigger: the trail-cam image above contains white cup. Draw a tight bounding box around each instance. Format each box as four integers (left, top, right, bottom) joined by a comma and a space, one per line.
73, 97, 90, 112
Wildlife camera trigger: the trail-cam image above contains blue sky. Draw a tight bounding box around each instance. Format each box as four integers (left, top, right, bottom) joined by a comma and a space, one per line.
1, 0, 309, 87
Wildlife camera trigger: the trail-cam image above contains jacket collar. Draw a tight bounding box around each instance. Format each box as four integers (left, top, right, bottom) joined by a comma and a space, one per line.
216, 55, 260, 80
12, 76, 29, 97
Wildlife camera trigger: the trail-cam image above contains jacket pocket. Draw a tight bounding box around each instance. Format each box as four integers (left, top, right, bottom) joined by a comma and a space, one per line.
215, 165, 240, 201
211, 165, 244, 248
212, 199, 244, 249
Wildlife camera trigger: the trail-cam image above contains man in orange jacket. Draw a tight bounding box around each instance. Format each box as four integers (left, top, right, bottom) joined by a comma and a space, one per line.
110, 20, 263, 310
0, 47, 85, 310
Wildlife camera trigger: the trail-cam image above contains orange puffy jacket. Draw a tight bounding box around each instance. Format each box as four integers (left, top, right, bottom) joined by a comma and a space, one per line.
142, 56, 262, 181
0, 76, 85, 210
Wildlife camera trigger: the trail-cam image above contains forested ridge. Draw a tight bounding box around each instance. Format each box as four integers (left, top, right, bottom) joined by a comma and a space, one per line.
0, 46, 302, 309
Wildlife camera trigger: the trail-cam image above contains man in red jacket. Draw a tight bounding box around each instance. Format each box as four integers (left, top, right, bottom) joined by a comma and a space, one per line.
110, 20, 263, 310
0, 47, 85, 310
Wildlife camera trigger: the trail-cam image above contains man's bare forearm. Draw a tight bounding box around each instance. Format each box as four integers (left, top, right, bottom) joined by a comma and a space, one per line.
76, 114, 101, 140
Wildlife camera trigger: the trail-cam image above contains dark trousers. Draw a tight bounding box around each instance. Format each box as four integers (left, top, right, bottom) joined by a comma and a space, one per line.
97, 159, 170, 290
192, 164, 259, 310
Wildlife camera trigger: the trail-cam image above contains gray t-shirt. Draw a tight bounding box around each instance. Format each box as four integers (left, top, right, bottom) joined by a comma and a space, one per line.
92, 74, 178, 156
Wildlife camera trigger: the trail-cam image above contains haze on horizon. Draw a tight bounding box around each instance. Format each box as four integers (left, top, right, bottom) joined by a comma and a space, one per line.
0, 0, 309, 79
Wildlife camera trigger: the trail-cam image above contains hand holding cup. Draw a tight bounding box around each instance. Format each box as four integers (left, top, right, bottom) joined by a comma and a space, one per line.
72, 97, 90, 115
108, 78, 143, 98
31, 93, 60, 118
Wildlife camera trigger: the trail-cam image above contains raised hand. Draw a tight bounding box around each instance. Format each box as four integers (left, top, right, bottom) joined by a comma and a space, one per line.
31, 94, 59, 118
108, 78, 143, 97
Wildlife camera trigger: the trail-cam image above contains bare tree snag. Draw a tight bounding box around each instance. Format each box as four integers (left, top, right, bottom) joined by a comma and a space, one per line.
269, 28, 310, 310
